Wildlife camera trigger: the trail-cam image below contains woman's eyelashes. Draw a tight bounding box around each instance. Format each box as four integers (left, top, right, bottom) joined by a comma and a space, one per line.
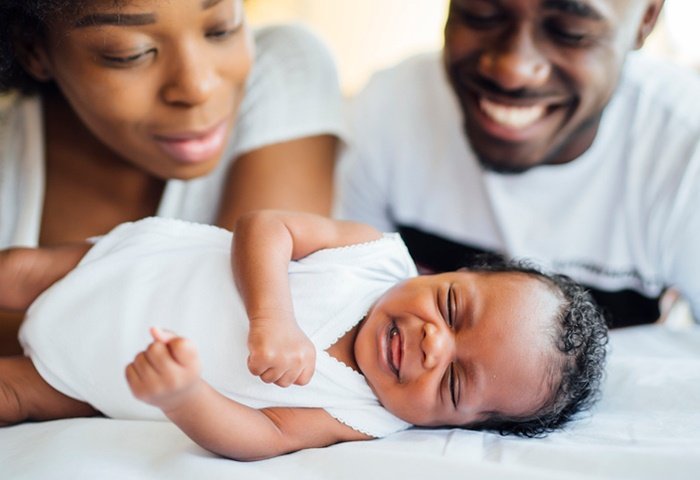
101, 49, 155, 67
206, 20, 245, 41
99, 20, 243, 67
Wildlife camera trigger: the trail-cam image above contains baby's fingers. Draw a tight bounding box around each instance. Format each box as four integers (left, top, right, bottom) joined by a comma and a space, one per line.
258, 366, 285, 385
166, 337, 200, 370
295, 366, 315, 386
274, 369, 302, 388
247, 353, 273, 377
143, 340, 176, 373
150, 327, 177, 343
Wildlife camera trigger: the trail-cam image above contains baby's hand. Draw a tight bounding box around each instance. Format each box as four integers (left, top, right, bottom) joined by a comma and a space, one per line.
247, 316, 316, 387
126, 328, 202, 412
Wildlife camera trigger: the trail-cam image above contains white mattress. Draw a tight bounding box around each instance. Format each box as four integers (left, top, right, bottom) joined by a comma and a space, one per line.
2, 323, 699, 480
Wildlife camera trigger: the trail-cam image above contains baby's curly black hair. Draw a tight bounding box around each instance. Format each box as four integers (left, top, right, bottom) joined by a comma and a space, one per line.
462, 255, 609, 438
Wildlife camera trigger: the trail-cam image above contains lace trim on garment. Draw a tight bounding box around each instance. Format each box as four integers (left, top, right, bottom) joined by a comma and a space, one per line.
313, 233, 400, 253
325, 411, 379, 438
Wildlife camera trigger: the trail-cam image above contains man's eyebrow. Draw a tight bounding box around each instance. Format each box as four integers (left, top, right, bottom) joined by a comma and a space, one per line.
542, 0, 604, 20
73, 13, 156, 28
73, 0, 224, 28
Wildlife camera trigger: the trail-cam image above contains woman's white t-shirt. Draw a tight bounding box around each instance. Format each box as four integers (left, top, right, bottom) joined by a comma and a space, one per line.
0, 24, 344, 248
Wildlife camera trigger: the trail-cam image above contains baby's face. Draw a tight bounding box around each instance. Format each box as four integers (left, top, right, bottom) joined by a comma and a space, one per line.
354, 271, 561, 427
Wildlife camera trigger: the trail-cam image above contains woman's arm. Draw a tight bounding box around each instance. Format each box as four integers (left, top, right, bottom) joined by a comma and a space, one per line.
215, 135, 337, 229
232, 210, 381, 387
127, 329, 370, 461
0, 244, 91, 311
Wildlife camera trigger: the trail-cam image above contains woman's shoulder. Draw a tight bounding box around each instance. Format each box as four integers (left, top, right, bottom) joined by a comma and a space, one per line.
0, 92, 37, 135
228, 24, 343, 155
248, 23, 339, 88
252, 23, 335, 66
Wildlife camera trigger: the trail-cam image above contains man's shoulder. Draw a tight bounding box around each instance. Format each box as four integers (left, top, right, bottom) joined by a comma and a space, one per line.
618, 52, 700, 128
349, 51, 455, 134
366, 51, 443, 84
354, 51, 446, 106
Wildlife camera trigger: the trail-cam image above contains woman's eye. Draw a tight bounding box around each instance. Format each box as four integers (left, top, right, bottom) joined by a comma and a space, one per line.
102, 50, 154, 67
207, 29, 234, 40
206, 22, 243, 41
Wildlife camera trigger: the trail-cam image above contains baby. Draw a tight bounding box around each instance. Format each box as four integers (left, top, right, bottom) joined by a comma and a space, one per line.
0, 211, 607, 461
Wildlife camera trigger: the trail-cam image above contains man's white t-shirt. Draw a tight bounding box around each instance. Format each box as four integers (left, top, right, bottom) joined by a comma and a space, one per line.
0, 24, 344, 248
336, 51, 700, 326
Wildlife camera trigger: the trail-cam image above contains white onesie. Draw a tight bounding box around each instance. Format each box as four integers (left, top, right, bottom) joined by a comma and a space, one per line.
19, 218, 416, 437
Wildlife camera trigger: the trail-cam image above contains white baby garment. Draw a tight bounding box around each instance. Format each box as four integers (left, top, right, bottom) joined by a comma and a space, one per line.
19, 218, 416, 437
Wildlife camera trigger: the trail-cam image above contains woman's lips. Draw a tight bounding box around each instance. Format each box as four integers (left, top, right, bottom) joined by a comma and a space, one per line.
152, 120, 228, 164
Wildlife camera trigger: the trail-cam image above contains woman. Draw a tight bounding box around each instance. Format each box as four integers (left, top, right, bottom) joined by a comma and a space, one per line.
0, 0, 344, 353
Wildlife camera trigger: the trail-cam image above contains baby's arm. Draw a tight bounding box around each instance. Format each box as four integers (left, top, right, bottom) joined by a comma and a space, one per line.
0, 244, 91, 311
127, 329, 370, 461
233, 210, 381, 387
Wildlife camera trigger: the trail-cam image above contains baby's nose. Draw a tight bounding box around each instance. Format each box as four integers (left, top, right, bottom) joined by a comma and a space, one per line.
421, 322, 449, 369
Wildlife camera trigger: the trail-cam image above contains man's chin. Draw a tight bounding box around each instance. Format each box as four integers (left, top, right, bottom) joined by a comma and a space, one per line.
476, 156, 537, 174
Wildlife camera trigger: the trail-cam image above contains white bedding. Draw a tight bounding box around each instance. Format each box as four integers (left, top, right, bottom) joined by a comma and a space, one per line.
2, 324, 699, 480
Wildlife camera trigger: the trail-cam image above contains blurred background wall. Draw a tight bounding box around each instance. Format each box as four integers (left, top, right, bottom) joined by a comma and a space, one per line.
246, 0, 700, 95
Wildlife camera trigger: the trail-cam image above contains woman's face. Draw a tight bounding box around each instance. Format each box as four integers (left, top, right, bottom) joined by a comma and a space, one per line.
35, 0, 252, 180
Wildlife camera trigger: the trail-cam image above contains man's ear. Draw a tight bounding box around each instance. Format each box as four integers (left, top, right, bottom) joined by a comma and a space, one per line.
13, 30, 53, 82
635, 0, 665, 49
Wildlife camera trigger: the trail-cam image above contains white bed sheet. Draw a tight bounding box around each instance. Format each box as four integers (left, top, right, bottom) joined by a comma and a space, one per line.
2, 324, 699, 480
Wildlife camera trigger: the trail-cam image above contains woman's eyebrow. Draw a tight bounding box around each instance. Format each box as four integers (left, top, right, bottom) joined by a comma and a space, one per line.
73, 0, 224, 28
73, 13, 156, 28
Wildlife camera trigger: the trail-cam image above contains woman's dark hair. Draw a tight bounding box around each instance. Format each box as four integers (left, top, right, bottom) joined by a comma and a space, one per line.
0, 1, 100, 94
462, 254, 609, 438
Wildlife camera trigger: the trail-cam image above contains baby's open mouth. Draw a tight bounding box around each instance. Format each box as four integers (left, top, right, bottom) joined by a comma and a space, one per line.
387, 321, 402, 378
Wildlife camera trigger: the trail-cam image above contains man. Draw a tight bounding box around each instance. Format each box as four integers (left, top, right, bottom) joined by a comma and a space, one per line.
336, 0, 699, 328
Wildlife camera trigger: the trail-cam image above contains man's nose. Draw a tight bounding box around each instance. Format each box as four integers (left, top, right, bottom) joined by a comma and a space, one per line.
477, 25, 551, 92
421, 322, 451, 370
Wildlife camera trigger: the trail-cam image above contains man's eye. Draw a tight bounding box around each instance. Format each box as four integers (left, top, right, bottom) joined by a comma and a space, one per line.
544, 21, 592, 46
452, 7, 504, 29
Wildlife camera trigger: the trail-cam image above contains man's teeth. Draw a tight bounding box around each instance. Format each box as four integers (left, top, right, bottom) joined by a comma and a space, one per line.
480, 98, 546, 129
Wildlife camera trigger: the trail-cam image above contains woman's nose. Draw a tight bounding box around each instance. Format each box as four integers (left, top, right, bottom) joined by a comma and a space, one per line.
421, 322, 450, 370
161, 45, 218, 107
477, 25, 551, 92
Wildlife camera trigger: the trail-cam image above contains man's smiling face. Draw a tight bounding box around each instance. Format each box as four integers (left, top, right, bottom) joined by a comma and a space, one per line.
443, 0, 663, 172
